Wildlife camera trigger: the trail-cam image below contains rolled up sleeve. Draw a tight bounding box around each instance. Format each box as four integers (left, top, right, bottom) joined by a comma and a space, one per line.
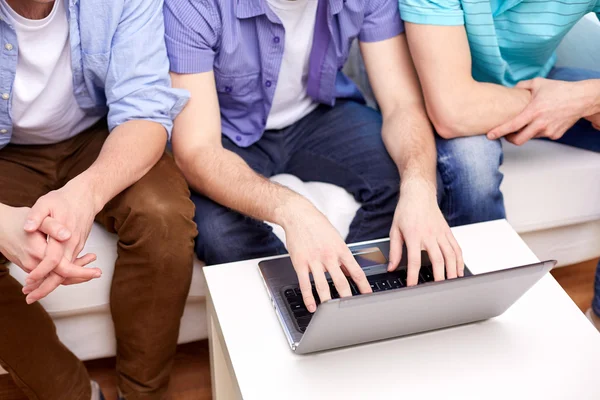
398, 0, 464, 26
359, 0, 405, 43
164, 0, 220, 74
105, 0, 188, 138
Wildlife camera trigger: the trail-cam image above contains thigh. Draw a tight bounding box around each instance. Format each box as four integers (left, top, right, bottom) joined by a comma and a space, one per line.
283, 101, 399, 200
221, 134, 281, 177
554, 119, 600, 152
192, 135, 287, 264
95, 151, 195, 238
0, 144, 58, 207
60, 120, 110, 184
547, 67, 600, 82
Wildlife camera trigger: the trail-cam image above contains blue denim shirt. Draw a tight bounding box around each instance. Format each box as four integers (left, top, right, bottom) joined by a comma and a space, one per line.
0, 0, 189, 149
164, 0, 404, 147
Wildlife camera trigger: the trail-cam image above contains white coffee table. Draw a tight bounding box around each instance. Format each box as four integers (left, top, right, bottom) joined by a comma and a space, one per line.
203, 219, 600, 400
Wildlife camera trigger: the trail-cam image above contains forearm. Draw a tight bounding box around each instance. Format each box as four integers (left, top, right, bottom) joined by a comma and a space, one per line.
0, 203, 10, 241
382, 105, 437, 190
67, 120, 167, 213
179, 147, 315, 227
433, 81, 531, 138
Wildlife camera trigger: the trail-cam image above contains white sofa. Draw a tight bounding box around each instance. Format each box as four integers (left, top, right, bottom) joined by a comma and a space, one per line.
5, 14, 600, 367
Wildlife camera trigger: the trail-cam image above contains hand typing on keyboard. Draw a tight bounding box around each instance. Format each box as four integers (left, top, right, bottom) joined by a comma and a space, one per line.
386, 178, 464, 286
283, 265, 439, 332
280, 200, 372, 313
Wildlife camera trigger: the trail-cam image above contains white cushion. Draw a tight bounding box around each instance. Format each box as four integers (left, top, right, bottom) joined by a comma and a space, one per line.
501, 140, 600, 233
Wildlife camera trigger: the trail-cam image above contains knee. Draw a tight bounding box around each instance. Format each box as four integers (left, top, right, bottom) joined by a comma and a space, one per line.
436, 136, 506, 224
121, 184, 197, 261
437, 135, 503, 199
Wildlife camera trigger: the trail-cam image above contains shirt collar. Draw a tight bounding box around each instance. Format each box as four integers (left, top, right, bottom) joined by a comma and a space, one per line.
236, 0, 344, 19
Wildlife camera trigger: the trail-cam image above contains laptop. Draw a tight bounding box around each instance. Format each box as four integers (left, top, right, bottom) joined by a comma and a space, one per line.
258, 240, 556, 354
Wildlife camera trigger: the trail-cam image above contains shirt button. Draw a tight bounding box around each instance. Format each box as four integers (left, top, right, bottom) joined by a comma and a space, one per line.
0, 129, 7, 134
265, 80, 272, 88
225, 86, 232, 93
1, 93, 9, 100
273, 36, 280, 44
4, 43, 13, 51
235, 135, 242, 142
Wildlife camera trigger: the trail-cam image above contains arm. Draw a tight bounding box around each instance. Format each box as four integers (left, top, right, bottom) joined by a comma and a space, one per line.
487, 78, 600, 144
405, 23, 531, 138
360, 34, 462, 284
170, 73, 304, 226
170, 72, 371, 311
23, 0, 187, 302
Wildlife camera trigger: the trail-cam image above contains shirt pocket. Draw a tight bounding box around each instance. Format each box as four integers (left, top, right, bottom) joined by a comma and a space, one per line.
215, 73, 262, 121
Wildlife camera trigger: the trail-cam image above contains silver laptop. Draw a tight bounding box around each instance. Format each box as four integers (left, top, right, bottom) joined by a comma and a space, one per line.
258, 240, 555, 354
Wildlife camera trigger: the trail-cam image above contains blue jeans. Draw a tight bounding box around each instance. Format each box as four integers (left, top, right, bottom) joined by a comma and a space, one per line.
192, 101, 400, 264
546, 67, 600, 317
435, 66, 600, 316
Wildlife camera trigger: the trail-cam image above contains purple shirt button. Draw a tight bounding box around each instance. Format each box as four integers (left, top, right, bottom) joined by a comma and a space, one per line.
225, 86, 232, 93
265, 80, 272, 88
236, 135, 242, 141
273, 36, 280, 44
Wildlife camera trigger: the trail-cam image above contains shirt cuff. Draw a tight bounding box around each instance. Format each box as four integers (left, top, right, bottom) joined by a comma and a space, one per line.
399, 8, 465, 26
166, 38, 215, 74
359, 19, 405, 43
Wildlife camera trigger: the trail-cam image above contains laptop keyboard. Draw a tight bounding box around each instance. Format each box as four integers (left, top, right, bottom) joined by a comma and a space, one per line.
282, 265, 438, 333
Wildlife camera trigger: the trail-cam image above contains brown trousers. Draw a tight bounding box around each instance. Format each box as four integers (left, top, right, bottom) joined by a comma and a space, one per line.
0, 122, 197, 400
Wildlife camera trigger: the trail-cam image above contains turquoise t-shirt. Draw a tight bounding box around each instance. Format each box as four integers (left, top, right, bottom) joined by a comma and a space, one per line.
399, 0, 600, 86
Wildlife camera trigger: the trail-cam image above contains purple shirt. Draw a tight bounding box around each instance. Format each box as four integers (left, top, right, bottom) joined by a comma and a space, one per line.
164, 0, 404, 147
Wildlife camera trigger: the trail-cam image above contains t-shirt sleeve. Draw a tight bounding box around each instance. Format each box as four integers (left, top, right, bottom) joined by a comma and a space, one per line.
398, 0, 465, 26
359, 0, 405, 43
163, 0, 221, 73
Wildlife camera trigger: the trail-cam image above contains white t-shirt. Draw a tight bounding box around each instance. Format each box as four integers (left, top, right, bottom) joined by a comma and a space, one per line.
265, 0, 319, 131
0, 0, 101, 145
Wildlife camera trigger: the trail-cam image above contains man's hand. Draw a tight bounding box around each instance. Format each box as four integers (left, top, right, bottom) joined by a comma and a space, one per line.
487, 78, 599, 145
0, 205, 100, 303
387, 178, 463, 286
280, 200, 372, 313
23, 180, 97, 290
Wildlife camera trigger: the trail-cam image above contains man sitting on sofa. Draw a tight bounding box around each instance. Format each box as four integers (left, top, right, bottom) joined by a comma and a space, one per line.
0, 0, 197, 398
162, 0, 483, 311
398, 0, 600, 330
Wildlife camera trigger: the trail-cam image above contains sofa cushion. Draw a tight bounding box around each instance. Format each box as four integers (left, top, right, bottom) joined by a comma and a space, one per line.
501, 140, 600, 233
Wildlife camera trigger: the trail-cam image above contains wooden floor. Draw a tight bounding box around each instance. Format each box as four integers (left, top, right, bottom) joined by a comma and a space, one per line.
1, 259, 598, 400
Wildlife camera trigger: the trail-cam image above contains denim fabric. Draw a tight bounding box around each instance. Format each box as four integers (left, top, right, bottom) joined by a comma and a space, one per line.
0, 0, 188, 148
192, 101, 400, 265
545, 67, 600, 317
435, 135, 506, 227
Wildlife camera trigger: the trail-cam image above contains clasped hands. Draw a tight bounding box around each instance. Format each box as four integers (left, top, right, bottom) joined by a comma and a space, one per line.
1, 184, 101, 304
487, 77, 600, 145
